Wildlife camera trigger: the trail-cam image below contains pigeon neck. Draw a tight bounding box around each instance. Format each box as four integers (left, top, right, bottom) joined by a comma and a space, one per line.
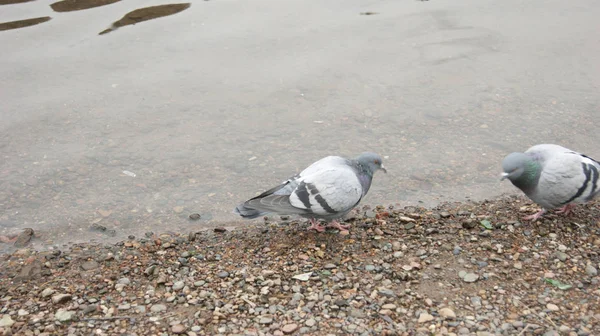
355, 162, 374, 195
512, 161, 541, 192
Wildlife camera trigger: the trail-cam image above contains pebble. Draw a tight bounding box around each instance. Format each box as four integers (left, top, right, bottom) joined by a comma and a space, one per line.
281, 323, 298, 334
54, 309, 75, 322
0, 315, 15, 327
555, 252, 569, 261
259, 317, 273, 324
80, 260, 100, 271
173, 281, 185, 290
585, 264, 597, 276
172, 324, 186, 334
546, 303, 559, 311
52, 294, 72, 304
117, 277, 130, 285
439, 307, 456, 319
512, 321, 524, 328
463, 273, 479, 283
41, 288, 55, 298
305, 318, 316, 327
150, 304, 167, 312
559, 325, 571, 333
418, 313, 434, 323
217, 271, 230, 278
17, 309, 29, 316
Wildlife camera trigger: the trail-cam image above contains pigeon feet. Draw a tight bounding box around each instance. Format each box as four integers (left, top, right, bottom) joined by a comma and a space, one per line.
555, 203, 576, 215
326, 220, 350, 233
522, 209, 546, 221
307, 219, 326, 233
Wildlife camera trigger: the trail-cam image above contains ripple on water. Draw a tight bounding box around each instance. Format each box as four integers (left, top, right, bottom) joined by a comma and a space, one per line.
99, 3, 191, 35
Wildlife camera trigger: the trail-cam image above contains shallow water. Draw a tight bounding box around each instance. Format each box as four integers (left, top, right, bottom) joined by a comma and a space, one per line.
1, 0, 599, 252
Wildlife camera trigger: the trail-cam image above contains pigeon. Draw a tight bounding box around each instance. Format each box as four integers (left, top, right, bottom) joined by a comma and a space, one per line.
501, 144, 600, 221
234, 152, 386, 232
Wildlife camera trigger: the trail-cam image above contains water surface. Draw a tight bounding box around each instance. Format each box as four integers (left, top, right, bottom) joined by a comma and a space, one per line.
1, 0, 599, 252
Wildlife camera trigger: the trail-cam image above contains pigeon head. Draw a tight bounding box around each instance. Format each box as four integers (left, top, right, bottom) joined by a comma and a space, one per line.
501, 152, 540, 187
356, 152, 387, 175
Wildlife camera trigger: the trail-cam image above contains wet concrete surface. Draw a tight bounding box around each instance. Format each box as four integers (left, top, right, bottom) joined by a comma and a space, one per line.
1, 0, 599, 252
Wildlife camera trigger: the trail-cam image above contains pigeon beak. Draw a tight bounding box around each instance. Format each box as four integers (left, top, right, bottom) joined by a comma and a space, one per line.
380, 165, 387, 173
500, 172, 509, 181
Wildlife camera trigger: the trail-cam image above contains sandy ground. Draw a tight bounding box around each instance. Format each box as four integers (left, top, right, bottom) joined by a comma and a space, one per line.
0, 196, 598, 335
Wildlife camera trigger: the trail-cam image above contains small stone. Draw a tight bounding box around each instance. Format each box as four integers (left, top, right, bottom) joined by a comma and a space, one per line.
559, 325, 571, 333
17, 309, 29, 316
323, 263, 337, 269
189, 213, 201, 220
514, 262, 523, 270
439, 307, 456, 319
555, 252, 568, 261
260, 317, 273, 324
463, 273, 479, 283
418, 313, 434, 323
585, 264, 597, 276
80, 260, 100, 271
440, 211, 451, 218
150, 304, 167, 313
173, 281, 185, 290
305, 318, 316, 327
365, 265, 376, 271
217, 271, 229, 278
41, 288, 55, 298
512, 321, 524, 328
117, 277, 130, 285
381, 304, 397, 310
458, 270, 467, 279
52, 294, 72, 304
546, 303, 559, 311
54, 309, 75, 322
0, 315, 15, 327
172, 324, 186, 334
214, 227, 227, 233
281, 324, 298, 334
118, 304, 130, 310
13, 228, 34, 247
349, 308, 366, 318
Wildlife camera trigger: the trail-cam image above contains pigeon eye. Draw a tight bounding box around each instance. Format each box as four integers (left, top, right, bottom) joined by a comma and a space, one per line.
374, 160, 380, 164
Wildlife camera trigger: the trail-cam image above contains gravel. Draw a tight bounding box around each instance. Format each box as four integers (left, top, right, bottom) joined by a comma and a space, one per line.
0, 196, 598, 335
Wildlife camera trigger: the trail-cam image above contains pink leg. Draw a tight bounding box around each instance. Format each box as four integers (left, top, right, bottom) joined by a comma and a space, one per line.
307, 219, 325, 232
522, 209, 546, 221
555, 203, 576, 215
326, 220, 350, 232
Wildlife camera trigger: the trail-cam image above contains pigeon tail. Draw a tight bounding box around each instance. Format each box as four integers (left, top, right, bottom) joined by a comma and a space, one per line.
234, 204, 266, 219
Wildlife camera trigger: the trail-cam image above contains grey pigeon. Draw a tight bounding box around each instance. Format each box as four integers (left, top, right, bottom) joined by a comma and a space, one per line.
501, 144, 600, 220
234, 152, 386, 232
